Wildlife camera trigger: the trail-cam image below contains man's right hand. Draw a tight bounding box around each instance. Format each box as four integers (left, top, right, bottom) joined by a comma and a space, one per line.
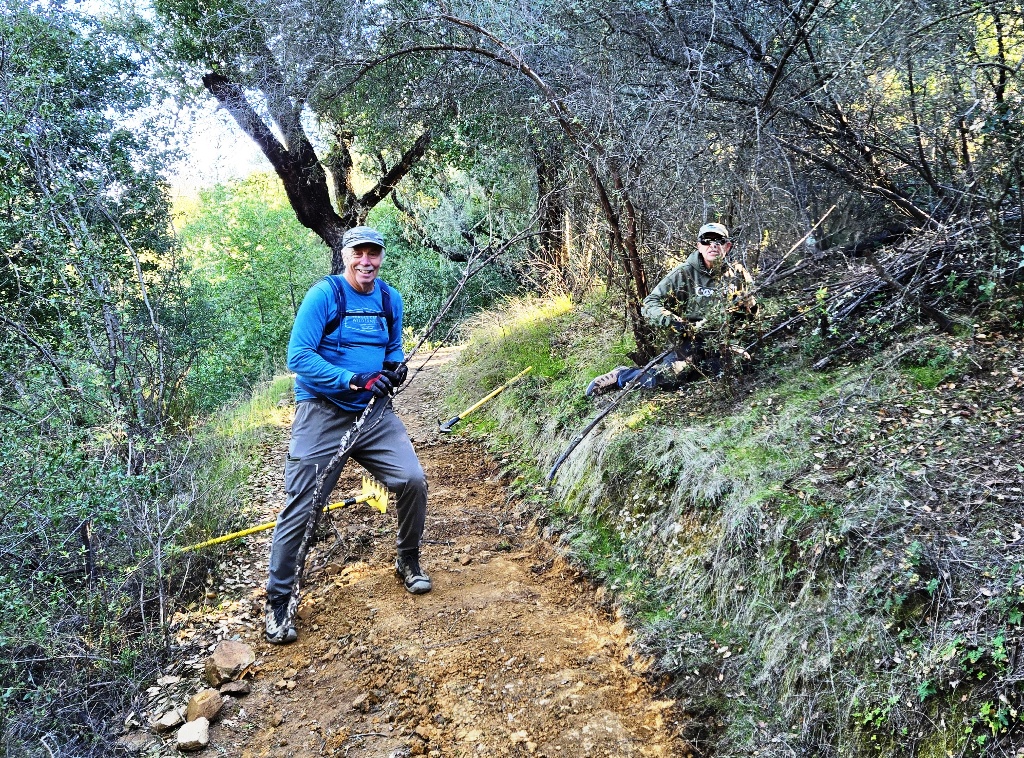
382, 361, 408, 388
350, 371, 394, 398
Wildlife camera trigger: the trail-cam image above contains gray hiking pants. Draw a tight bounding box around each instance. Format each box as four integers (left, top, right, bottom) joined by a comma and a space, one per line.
266, 398, 427, 603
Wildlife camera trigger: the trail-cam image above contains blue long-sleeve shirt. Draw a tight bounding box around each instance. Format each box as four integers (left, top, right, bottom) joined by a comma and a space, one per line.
287, 276, 404, 411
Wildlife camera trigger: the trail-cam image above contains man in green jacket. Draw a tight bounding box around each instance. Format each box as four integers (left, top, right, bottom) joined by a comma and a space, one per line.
586, 222, 757, 396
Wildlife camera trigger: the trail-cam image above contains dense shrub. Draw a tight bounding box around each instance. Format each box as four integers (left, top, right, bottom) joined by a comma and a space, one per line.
175, 174, 329, 412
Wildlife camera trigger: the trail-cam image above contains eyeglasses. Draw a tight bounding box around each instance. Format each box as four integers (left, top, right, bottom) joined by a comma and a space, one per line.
699, 237, 729, 246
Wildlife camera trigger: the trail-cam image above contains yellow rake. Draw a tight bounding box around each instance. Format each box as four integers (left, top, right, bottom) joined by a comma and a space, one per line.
176, 476, 388, 553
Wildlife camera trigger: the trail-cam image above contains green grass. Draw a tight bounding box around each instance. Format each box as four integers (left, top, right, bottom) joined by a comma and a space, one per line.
898, 339, 967, 389
184, 374, 294, 547
445, 293, 1024, 756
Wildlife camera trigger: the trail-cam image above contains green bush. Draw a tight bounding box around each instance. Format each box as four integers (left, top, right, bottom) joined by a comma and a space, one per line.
175, 174, 329, 413
368, 201, 522, 338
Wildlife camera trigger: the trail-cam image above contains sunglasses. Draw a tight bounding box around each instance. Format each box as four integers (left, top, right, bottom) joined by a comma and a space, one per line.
699, 236, 729, 245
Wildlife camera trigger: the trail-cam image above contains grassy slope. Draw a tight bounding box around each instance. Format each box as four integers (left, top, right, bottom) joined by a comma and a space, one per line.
445, 294, 1024, 757
182, 375, 295, 550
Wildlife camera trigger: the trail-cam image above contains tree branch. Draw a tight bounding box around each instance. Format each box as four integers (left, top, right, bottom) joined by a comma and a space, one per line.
202, 72, 347, 257
357, 128, 433, 215
0, 313, 71, 388
772, 135, 935, 226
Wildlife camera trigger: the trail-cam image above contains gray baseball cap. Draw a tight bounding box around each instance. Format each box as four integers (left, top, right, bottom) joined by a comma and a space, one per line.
342, 226, 385, 251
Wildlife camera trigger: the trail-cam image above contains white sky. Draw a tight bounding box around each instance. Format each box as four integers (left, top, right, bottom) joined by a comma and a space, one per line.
65, 0, 273, 198
166, 101, 273, 198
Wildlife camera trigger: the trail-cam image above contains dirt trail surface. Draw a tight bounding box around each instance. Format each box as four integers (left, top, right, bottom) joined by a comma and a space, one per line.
162, 350, 690, 757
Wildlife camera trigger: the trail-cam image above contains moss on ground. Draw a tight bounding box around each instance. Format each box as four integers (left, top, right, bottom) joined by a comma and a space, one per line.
444, 292, 1024, 756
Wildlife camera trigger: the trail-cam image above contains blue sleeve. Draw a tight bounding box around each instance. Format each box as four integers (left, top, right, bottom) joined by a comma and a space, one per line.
287, 280, 355, 390
385, 287, 404, 363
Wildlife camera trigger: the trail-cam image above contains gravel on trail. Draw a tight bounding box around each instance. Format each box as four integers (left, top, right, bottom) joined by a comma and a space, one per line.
162, 349, 691, 758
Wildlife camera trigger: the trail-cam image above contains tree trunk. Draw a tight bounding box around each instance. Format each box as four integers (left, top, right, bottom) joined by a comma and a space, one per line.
203, 73, 432, 275
203, 73, 347, 268
531, 136, 568, 285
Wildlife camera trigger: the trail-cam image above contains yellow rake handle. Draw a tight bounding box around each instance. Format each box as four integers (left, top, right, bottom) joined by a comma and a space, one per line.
176, 477, 387, 553
439, 366, 533, 433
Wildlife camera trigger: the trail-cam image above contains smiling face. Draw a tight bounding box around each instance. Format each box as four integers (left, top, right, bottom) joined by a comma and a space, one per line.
342, 242, 385, 293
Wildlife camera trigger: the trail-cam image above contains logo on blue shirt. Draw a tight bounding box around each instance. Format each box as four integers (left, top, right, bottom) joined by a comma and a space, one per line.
343, 310, 387, 333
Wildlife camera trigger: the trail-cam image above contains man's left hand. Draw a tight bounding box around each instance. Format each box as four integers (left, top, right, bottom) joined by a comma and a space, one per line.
382, 361, 408, 388
669, 317, 692, 337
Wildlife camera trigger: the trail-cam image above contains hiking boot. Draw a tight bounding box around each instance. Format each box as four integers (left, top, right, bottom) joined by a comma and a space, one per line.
585, 366, 625, 397
395, 554, 432, 595
264, 597, 297, 645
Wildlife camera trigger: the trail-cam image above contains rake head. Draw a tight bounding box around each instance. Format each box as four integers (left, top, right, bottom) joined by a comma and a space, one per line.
362, 476, 388, 513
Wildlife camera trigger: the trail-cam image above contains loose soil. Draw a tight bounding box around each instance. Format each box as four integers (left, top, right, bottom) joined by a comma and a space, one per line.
158, 349, 691, 757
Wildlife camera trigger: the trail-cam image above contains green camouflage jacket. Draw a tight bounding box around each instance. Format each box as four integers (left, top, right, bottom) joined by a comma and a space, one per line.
641, 251, 757, 330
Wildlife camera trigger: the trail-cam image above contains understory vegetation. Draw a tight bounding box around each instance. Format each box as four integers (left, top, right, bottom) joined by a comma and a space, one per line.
446, 267, 1024, 756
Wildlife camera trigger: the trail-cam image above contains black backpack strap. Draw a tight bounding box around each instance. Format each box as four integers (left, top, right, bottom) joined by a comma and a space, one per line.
377, 280, 396, 336
323, 276, 346, 337
322, 275, 396, 340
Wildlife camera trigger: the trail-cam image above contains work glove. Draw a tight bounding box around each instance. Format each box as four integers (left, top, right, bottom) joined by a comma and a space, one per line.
382, 361, 408, 388
727, 290, 758, 315
670, 317, 703, 338
349, 371, 394, 398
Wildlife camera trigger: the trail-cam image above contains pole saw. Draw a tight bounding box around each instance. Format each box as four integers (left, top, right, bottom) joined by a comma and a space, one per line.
547, 348, 671, 482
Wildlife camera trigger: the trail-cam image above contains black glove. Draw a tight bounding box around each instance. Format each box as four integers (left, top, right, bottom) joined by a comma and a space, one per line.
382, 361, 408, 388
350, 371, 394, 398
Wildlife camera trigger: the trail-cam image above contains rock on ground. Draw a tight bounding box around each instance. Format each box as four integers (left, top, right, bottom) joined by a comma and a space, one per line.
186, 689, 223, 722
204, 640, 255, 686
176, 717, 210, 751
151, 708, 184, 732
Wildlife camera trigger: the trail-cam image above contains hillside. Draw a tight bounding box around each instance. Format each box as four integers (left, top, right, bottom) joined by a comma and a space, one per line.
443, 297, 1024, 757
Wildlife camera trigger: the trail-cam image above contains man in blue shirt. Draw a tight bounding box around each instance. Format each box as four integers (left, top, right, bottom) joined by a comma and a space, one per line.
265, 226, 430, 645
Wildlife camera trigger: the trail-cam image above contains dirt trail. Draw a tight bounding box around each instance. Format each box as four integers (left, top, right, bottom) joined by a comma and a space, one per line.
170, 350, 690, 757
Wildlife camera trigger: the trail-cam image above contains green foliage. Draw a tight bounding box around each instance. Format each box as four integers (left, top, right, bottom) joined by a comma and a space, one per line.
564, 511, 669, 623
184, 375, 296, 547
175, 174, 329, 412
0, 2, 244, 752
368, 201, 521, 337
899, 341, 967, 389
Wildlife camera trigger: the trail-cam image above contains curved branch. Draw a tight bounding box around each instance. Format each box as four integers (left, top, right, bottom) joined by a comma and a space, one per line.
358, 128, 433, 214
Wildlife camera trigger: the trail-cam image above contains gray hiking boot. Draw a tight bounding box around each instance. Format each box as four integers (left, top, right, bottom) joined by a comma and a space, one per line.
264, 597, 297, 645
586, 366, 626, 397
395, 553, 432, 595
